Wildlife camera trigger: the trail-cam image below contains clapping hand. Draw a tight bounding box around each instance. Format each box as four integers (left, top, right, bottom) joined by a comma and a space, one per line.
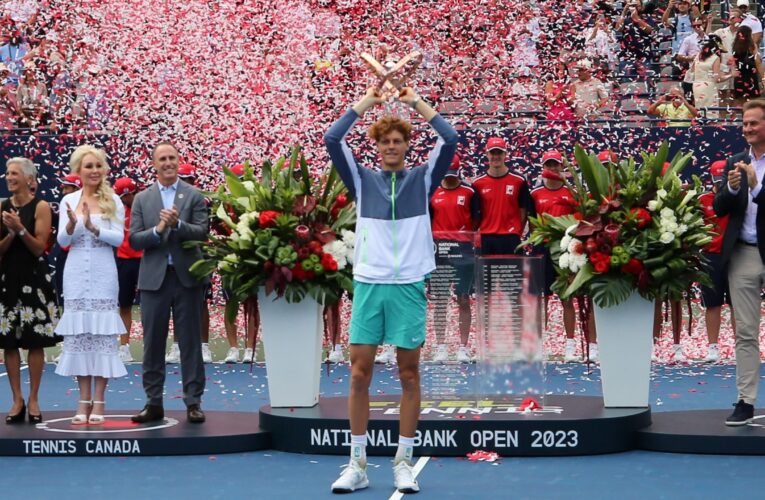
1, 209, 22, 233
82, 201, 95, 232
158, 205, 179, 233
729, 161, 756, 190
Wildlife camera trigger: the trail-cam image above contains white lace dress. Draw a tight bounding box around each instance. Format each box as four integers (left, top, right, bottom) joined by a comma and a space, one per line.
54, 191, 127, 378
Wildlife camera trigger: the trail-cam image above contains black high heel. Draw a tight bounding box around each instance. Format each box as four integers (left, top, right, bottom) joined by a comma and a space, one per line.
5, 402, 26, 424
28, 413, 42, 424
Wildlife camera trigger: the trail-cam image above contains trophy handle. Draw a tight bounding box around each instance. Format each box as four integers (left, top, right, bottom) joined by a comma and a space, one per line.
385, 51, 423, 89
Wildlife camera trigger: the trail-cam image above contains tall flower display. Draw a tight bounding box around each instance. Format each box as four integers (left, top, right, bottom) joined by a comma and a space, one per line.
525, 143, 714, 308
189, 146, 355, 319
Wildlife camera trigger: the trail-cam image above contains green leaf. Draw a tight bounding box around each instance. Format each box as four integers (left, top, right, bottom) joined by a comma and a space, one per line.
589, 275, 634, 308
562, 262, 595, 299
224, 299, 240, 324
224, 167, 249, 198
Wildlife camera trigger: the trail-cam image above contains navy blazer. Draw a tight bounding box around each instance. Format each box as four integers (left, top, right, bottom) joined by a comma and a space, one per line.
713, 150, 765, 265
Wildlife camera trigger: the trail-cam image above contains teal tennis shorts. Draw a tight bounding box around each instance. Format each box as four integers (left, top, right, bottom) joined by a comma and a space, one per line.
349, 280, 427, 349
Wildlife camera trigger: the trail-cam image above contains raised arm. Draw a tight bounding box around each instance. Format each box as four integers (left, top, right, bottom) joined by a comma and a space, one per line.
325, 88, 384, 198
398, 86, 458, 192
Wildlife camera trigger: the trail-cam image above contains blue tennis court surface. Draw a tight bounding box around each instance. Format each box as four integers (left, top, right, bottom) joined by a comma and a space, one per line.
2, 361, 765, 499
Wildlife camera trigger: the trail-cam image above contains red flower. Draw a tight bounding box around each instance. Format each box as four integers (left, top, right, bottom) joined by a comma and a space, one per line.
321, 253, 338, 272
589, 251, 611, 273
308, 240, 324, 256
621, 257, 644, 275
334, 194, 348, 208
259, 210, 281, 228
593, 260, 610, 273
572, 212, 583, 221
630, 207, 652, 229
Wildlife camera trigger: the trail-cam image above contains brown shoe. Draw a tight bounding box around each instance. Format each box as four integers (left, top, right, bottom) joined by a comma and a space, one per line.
187, 404, 206, 423
131, 404, 164, 423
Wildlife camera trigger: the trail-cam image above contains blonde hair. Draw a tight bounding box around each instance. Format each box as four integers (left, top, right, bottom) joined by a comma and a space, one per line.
69, 145, 117, 219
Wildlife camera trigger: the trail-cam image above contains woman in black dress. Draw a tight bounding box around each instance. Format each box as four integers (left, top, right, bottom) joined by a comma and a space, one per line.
732, 25, 764, 108
0, 157, 60, 424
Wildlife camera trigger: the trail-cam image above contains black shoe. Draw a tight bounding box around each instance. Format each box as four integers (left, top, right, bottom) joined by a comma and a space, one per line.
725, 400, 754, 426
187, 404, 206, 423
131, 404, 165, 423
28, 412, 42, 424
5, 402, 25, 424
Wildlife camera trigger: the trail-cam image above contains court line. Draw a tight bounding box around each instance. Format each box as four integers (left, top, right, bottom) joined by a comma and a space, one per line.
0, 365, 28, 378
388, 456, 430, 500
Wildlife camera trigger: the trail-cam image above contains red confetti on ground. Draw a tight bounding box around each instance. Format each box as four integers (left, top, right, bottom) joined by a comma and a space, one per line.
520, 397, 542, 412
467, 450, 500, 463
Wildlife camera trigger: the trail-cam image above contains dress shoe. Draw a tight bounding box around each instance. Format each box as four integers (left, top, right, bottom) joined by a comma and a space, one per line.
5, 402, 26, 424
28, 412, 43, 424
187, 404, 206, 423
131, 404, 165, 423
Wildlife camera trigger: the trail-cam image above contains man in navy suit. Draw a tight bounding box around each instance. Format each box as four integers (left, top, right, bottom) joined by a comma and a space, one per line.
714, 99, 765, 425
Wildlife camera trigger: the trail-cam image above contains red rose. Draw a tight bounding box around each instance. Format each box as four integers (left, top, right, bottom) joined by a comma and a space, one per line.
573, 212, 583, 221
585, 237, 598, 254
259, 210, 281, 228
334, 194, 348, 208
621, 257, 644, 275
308, 240, 324, 256
593, 260, 610, 273
297, 247, 311, 260
630, 207, 651, 229
321, 253, 338, 272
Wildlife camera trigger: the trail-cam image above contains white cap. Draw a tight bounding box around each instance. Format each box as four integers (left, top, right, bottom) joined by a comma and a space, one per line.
737, 0, 749, 6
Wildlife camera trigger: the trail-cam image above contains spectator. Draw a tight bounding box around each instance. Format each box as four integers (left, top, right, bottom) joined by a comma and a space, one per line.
713, 8, 743, 114
569, 59, 609, 119
615, 0, 656, 78
0, 29, 28, 86
675, 17, 707, 100
731, 25, 763, 109
692, 35, 734, 118
16, 62, 47, 127
663, 0, 698, 54
648, 86, 699, 125
583, 13, 618, 72
0, 63, 16, 129
545, 59, 576, 122
737, 0, 763, 46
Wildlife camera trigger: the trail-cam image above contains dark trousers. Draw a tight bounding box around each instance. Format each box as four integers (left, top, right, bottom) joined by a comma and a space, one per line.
140, 269, 205, 407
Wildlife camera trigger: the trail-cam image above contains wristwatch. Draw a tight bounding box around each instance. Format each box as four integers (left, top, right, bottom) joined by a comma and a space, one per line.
17, 229, 26, 237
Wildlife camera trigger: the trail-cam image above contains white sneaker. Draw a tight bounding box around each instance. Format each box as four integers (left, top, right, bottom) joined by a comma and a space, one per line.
201, 343, 213, 363
374, 345, 396, 364
457, 346, 472, 363
587, 344, 599, 362
564, 341, 578, 362
393, 460, 420, 493
224, 347, 240, 364
119, 344, 133, 363
165, 343, 181, 363
705, 344, 720, 363
433, 344, 448, 363
328, 347, 344, 363
331, 460, 369, 493
243, 347, 255, 363
672, 344, 686, 364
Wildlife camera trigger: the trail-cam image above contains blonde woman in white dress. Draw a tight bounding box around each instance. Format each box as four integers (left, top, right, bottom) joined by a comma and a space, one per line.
692, 34, 736, 118
55, 145, 127, 424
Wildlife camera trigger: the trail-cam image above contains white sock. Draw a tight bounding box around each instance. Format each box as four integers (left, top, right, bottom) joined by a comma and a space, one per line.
334, 344, 343, 352
201, 342, 208, 347
708, 343, 718, 349
566, 339, 575, 348
350, 434, 367, 466
395, 435, 415, 465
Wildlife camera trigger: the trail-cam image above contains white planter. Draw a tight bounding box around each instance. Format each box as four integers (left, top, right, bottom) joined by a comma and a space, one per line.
594, 292, 654, 408
258, 289, 323, 407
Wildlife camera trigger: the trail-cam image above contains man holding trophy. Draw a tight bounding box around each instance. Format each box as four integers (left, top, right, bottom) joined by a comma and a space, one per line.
324, 51, 458, 494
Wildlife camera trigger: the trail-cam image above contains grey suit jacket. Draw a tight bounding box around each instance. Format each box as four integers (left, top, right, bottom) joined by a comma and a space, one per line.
129, 179, 209, 291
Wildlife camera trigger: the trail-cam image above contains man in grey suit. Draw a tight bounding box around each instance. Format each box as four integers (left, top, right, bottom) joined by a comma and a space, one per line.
129, 142, 209, 424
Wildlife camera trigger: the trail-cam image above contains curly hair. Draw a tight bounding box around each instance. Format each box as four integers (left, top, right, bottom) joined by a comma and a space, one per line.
367, 115, 412, 143
69, 144, 118, 220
